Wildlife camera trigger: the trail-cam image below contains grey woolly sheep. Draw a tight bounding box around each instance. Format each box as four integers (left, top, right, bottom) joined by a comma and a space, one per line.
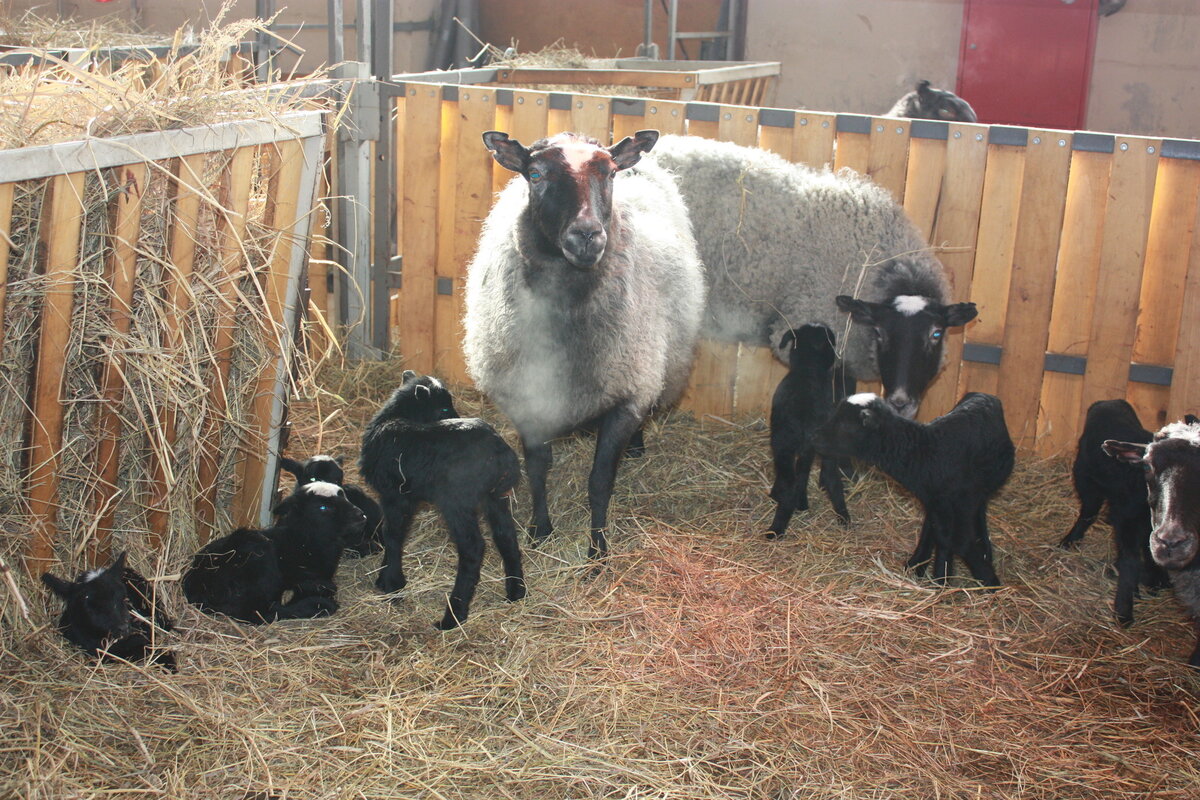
464, 130, 706, 559
650, 134, 977, 419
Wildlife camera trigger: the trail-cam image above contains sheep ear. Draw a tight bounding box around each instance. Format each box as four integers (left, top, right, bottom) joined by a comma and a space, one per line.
41, 572, 73, 597
836, 295, 881, 326
939, 302, 978, 328
108, 551, 128, 575
483, 131, 530, 174
1102, 439, 1147, 464
1185, 414, 1199, 426
271, 493, 298, 517
916, 79, 933, 97
279, 457, 304, 479
415, 384, 431, 401
610, 130, 659, 170
401, 370, 417, 383
334, 455, 345, 467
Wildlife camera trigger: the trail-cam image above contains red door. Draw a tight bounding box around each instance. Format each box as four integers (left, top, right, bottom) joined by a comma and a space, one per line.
957, 0, 1099, 130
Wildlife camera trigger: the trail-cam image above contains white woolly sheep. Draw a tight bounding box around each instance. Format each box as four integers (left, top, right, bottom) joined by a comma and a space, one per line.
1105, 416, 1200, 668
464, 129, 706, 559
650, 134, 977, 419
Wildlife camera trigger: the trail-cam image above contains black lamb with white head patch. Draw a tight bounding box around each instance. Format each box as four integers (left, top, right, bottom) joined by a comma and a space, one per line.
42, 551, 176, 671
814, 391, 1013, 586
766, 323, 850, 538
1059, 399, 1169, 626
182, 481, 366, 623
886, 80, 978, 123
360, 371, 526, 630
279, 454, 384, 557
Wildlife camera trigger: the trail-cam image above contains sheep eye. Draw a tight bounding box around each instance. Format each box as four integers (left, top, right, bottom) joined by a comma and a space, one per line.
528, 171, 542, 183
318, 504, 330, 512
930, 329, 944, 342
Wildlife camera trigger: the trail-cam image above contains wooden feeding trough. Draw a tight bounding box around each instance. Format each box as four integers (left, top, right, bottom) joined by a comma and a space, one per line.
398, 58, 781, 104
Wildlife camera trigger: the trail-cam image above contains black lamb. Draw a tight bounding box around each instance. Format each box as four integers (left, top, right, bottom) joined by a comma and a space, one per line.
814, 392, 1014, 586
766, 323, 850, 539
359, 371, 526, 630
279, 454, 384, 557
182, 481, 366, 623
1059, 399, 1170, 626
42, 551, 177, 671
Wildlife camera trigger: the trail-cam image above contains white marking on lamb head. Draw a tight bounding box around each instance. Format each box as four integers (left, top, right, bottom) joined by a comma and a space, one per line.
892, 295, 929, 316
303, 481, 343, 499
310, 455, 335, 462
847, 393, 878, 407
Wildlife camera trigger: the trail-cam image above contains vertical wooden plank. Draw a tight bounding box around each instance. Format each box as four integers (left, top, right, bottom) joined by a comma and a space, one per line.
833, 131, 869, 176
680, 340, 738, 420
687, 114, 719, 141
509, 91, 550, 144
733, 344, 787, 419
547, 93, 571, 135
956, 143, 1026, 399
307, 164, 332, 356
645, 100, 687, 136
490, 96, 512, 198
867, 117, 911, 202
919, 124, 988, 421
718, 106, 758, 147
1168, 190, 1200, 422
570, 94, 611, 142
1079, 138, 1160, 418
434, 94, 460, 380
902, 137, 947, 241
1127, 156, 1200, 430
1035, 149, 1112, 456
995, 132, 1072, 451
445, 87, 496, 384
791, 112, 835, 170
146, 154, 206, 544
25, 171, 87, 576
398, 84, 441, 375
0, 182, 13, 334
195, 146, 256, 544
232, 140, 307, 527
90, 163, 148, 563
757, 119, 793, 159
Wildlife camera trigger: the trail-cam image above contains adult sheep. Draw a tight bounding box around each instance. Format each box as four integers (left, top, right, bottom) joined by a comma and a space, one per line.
464, 130, 706, 559
885, 80, 977, 123
651, 134, 977, 419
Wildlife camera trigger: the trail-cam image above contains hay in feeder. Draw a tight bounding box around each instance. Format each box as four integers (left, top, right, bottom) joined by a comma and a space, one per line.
5, 355, 1197, 799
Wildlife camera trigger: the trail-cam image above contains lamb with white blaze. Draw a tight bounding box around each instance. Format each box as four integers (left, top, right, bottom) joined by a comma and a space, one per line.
649, 134, 976, 419
1104, 416, 1200, 668
279, 454, 384, 557
42, 551, 176, 671
464, 129, 706, 559
813, 392, 1013, 585
1059, 399, 1169, 626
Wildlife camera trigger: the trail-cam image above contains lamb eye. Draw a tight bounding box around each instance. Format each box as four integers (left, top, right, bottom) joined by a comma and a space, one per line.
318, 504, 330, 512
930, 329, 944, 342
528, 171, 542, 183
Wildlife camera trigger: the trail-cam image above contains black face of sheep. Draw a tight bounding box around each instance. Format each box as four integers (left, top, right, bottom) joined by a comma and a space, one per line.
1105, 425, 1200, 571
483, 129, 659, 269
835, 294, 978, 419
280, 455, 345, 487
889, 80, 978, 123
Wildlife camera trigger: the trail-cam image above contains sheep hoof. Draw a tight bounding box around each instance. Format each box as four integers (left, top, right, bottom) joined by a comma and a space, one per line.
375, 573, 407, 594
1057, 535, 1081, 550
434, 615, 463, 631
506, 577, 527, 602
527, 524, 552, 545
764, 529, 784, 541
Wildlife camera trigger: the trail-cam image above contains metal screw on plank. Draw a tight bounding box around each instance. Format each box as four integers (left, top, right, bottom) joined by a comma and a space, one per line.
1119, 142, 1128, 151
650, 107, 658, 114
1033, 136, 1042, 144
876, 124, 884, 132
821, 120, 829, 128
577, 101, 584, 109
1148, 146, 1156, 154
517, 97, 524, 104
409, 88, 416, 96
463, 92, 469, 100
536, 98, 543, 105
895, 127, 903, 134
800, 118, 808, 126
1058, 138, 1066, 146
975, 133, 984, 141
672, 109, 679, 116
746, 115, 754, 123
954, 131, 962, 138
724, 113, 731, 120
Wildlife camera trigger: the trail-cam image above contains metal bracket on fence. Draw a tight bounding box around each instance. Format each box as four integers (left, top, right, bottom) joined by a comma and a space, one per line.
960, 343, 1175, 387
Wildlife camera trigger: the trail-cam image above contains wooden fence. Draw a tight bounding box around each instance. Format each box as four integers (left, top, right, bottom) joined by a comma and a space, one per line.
387, 83, 1200, 458
0, 110, 326, 575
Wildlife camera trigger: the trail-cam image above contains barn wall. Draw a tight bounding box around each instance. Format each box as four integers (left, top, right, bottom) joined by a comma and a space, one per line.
745, 0, 1200, 139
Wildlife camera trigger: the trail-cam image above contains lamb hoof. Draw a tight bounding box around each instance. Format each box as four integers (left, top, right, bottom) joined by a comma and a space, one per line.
764, 529, 784, 541
506, 577, 527, 602
1058, 534, 1081, 550
375, 573, 407, 594
434, 614, 463, 631
527, 524, 552, 545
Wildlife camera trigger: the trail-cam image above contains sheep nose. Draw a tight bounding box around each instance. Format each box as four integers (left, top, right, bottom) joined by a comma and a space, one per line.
886, 391, 917, 419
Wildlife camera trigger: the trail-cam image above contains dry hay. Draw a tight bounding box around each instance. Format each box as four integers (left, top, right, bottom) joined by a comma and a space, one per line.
482, 42, 671, 100
0, 8, 167, 50
2, 357, 1199, 799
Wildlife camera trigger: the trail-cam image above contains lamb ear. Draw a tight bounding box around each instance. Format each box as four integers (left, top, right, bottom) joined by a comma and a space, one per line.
1102, 439, 1147, 464
334, 455, 345, 467
1186, 414, 1199, 426
41, 572, 73, 597
107, 551, 128, 575
940, 302, 978, 328
271, 493, 298, 517
916, 79, 933, 97
836, 295, 881, 326
609, 130, 659, 170
482, 131, 530, 174
415, 384, 430, 401
401, 370, 417, 383
279, 457, 304, 479
779, 328, 797, 352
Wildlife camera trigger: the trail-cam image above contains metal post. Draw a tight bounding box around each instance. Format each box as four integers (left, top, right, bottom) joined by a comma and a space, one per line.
371, 0, 395, 352
667, 0, 679, 61
327, 0, 345, 65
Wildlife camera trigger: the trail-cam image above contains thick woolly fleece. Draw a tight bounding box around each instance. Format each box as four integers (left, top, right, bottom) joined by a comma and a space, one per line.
649, 134, 953, 379
463, 155, 706, 443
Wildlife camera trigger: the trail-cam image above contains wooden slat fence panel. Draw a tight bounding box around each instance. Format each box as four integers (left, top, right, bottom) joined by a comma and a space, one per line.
0, 183, 13, 331
398, 85, 442, 375
388, 86, 1200, 450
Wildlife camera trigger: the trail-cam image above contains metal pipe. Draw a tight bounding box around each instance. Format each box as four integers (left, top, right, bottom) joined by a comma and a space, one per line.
668, 0, 679, 61
327, 0, 344, 65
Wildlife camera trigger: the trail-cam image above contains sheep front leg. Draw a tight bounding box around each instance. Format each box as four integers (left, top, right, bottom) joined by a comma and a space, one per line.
907, 514, 936, 576
376, 495, 416, 593
522, 436, 554, 543
588, 404, 644, 560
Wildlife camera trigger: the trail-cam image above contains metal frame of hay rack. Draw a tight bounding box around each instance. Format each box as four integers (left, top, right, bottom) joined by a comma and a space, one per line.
0, 110, 327, 577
